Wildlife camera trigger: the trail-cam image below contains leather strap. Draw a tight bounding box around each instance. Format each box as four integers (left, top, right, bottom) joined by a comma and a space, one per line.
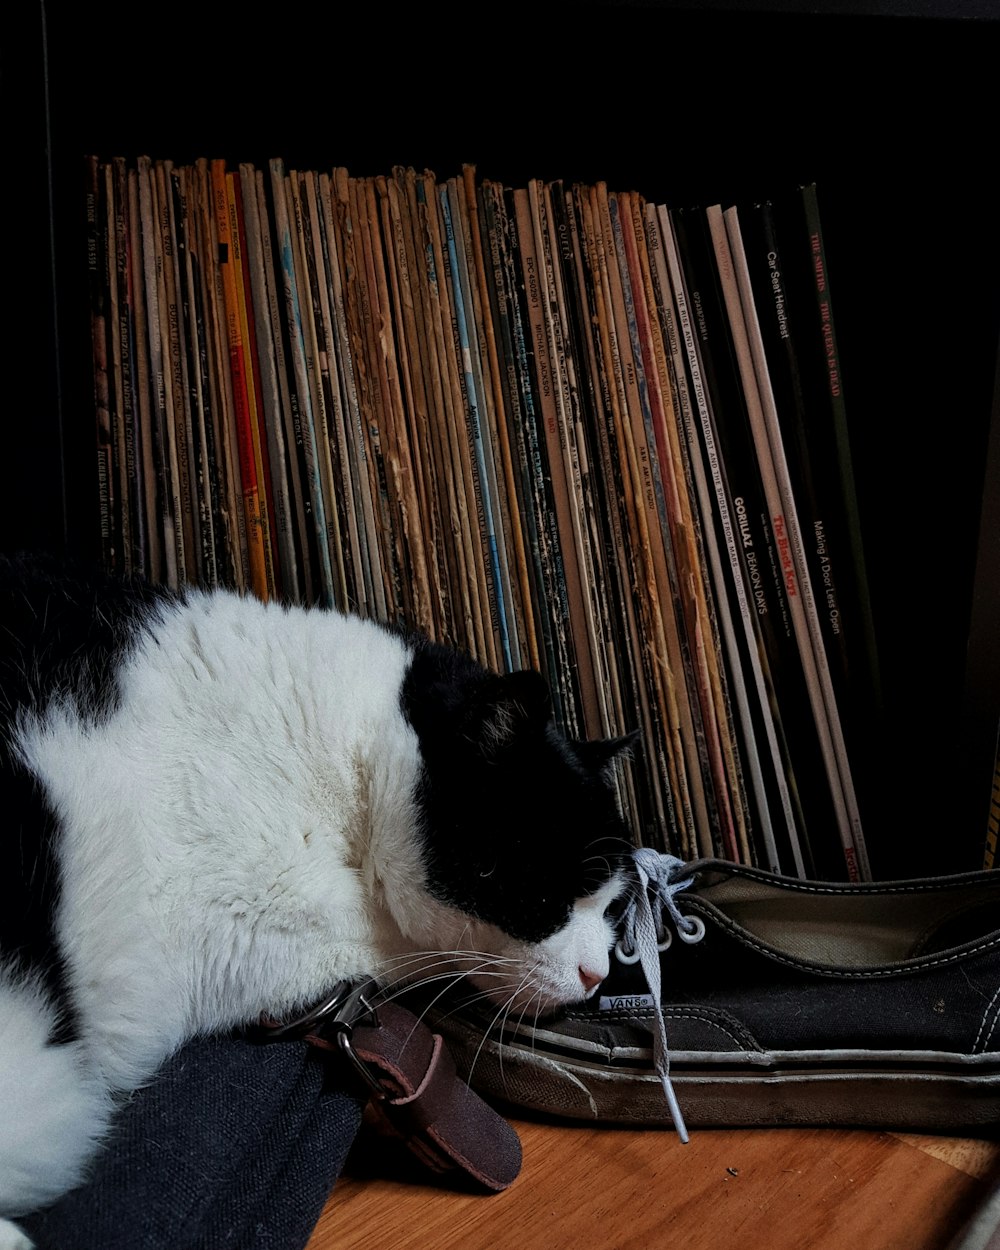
260, 986, 522, 1193
343, 1000, 521, 1191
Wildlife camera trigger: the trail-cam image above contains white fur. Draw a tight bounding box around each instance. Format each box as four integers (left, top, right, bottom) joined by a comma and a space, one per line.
0, 591, 618, 1237
0, 973, 112, 1220
0, 1220, 34, 1250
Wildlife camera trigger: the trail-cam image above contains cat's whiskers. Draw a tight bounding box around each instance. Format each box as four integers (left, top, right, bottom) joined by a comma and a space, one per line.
464, 963, 541, 1088
369, 949, 549, 1079
362, 960, 536, 1077
371, 949, 523, 994
376, 948, 524, 971
371, 965, 504, 1009
368, 951, 527, 1017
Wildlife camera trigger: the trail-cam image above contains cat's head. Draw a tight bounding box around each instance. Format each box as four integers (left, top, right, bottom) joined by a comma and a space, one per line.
395, 648, 639, 1015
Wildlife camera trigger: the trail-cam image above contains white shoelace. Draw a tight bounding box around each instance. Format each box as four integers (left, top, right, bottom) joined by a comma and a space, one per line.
615, 849, 705, 1143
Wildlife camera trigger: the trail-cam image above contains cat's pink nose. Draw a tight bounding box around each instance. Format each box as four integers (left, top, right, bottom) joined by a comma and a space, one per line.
579, 966, 603, 994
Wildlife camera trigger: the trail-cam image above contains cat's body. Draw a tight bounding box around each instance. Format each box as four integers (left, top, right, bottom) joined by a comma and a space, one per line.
0, 554, 635, 1248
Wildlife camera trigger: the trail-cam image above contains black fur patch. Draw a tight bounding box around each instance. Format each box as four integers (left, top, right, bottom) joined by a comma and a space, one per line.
401, 635, 636, 944
0, 553, 173, 1034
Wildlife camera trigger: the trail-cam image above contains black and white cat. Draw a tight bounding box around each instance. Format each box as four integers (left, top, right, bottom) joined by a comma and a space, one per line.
0, 553, 636, 1248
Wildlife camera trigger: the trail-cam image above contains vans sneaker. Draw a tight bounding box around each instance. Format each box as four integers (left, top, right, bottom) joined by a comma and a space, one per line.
412, 852, 1000, 1137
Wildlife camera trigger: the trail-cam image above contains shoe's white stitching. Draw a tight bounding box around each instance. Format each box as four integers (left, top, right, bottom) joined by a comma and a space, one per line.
691, 902, 1000, 978
974, 985, 1000, 1053
694, 860, 1000, 901
574, 1006, 759, 1052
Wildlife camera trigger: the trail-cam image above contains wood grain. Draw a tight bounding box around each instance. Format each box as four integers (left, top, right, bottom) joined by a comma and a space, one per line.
308, 1119, 1000, 1250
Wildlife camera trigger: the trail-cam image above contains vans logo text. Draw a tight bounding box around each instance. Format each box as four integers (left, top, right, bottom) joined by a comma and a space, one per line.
599, 993, 655, 1012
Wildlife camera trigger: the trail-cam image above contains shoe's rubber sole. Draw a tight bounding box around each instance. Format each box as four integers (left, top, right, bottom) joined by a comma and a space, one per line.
433, 1011, 1000, 1133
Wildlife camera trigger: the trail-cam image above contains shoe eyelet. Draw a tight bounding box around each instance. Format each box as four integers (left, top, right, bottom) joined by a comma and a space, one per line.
677, 915, 706, 944
656, 930, 672, 953
614, 940, 641, 965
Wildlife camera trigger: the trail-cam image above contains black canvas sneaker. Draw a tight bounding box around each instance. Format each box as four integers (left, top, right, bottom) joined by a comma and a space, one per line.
411, 852, 1000, 1137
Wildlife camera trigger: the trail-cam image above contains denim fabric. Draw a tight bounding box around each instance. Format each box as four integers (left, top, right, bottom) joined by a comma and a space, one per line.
22, 1034, 365, 1250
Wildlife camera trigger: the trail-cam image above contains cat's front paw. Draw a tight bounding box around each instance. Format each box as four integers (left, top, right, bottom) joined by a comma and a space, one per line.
0, 1218, 34, 1250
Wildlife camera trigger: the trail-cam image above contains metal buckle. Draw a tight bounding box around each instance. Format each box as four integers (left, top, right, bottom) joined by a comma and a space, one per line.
260, 976, 380, 1039
333, 1017, 386, 1099
256, 977, 386, 1098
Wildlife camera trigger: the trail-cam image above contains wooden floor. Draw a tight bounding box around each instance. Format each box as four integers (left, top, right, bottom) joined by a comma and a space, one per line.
309, 1118, 1000, 1250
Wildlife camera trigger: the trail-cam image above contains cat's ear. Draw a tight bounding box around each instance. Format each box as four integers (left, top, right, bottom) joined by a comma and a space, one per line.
573, 729, 641, 777
465, 669, 552, 756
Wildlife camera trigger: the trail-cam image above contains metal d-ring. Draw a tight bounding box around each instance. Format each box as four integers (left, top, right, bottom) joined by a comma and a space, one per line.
256, 976, 380, 1041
